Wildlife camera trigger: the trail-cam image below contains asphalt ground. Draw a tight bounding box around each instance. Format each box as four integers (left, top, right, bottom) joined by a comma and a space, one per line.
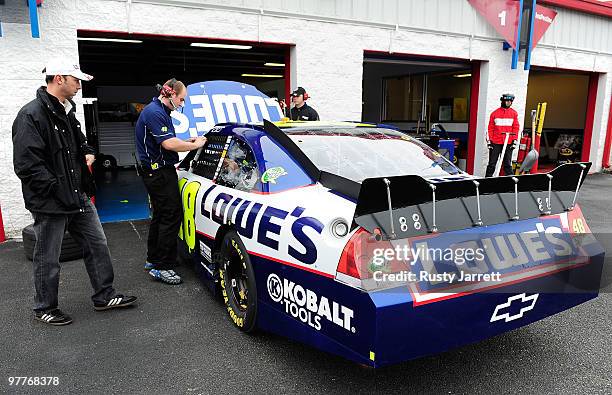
1, 174, 611, 394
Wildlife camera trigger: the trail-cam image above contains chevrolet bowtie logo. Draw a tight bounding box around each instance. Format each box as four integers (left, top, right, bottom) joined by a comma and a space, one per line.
490, 293, 539, 323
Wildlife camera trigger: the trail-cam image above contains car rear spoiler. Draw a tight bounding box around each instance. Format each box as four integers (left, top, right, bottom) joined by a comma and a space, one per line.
260, 121, 591, 238
354, 162, 591, 240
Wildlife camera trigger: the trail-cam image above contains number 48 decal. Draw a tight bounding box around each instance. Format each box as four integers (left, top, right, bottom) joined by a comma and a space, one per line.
572, 218, 586, 234
178, 178, 201, 252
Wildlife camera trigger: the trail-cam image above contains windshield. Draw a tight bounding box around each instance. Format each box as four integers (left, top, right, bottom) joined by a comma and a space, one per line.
285, 127, 461, 182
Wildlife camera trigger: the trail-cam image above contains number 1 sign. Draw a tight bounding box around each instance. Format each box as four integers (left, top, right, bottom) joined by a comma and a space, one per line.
469, 0, 521, 49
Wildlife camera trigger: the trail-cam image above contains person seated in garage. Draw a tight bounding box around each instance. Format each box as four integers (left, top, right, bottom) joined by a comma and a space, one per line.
290, 87, 319, 121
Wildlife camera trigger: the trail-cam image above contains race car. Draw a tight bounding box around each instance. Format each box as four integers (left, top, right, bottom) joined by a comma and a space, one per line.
176, 120, 604, 367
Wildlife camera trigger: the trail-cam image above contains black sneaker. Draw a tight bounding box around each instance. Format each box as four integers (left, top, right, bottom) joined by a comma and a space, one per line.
34, 309, 73, 326
94, 294, 137, 311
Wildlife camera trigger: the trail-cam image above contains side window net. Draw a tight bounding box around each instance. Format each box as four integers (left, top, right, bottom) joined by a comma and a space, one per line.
192, 135, 230, 180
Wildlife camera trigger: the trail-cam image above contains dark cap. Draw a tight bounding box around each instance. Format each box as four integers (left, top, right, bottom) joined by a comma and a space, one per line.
291, 87, 306, 97
500, 93, 515, 101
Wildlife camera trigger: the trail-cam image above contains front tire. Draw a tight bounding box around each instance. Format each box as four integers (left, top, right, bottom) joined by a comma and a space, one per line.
218, 231, 257, 332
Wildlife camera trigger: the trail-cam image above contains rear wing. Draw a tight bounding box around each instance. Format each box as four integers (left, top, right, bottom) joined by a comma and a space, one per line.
354, 163, 591, 240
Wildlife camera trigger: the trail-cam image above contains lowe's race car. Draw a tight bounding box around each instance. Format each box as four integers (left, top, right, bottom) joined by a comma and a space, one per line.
176, 120, 604, 367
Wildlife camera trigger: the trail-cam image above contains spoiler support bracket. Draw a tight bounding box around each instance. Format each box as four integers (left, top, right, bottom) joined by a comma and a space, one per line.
429, 183, 438, 233
473, 180, 483, 226
383, 178, 396, 239
569, 164, 587, 211
511, 177, 520, 220
545, 174, 553, 215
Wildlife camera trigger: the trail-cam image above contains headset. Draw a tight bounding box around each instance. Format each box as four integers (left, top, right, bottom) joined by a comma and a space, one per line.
156, 78, 182, 111
157, 78, 178, 98
292, 87, 309, 101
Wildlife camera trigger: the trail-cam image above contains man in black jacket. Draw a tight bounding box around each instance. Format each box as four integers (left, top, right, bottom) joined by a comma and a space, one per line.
290, 87, 319, 121
12, 58, 137, 326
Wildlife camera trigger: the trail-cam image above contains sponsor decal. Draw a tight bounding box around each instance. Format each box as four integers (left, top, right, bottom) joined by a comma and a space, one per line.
261, 167, 288, 184
490, 293, 539, 323
200, 240, 212, 262
179, 179, 325, 266
408, 218, 580, 291
171, 81, 283, 140
267, 273, 355, 332
535, 12, 552, 24
200, 185, 324, 265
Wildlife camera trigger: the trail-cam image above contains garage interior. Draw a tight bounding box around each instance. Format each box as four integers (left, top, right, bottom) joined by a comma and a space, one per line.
77, 31, 289, 223
524, 68, 593, 173
362, 52, 475, 171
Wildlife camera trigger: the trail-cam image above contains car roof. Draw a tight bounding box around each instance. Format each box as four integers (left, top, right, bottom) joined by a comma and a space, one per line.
272, 120, 378, 130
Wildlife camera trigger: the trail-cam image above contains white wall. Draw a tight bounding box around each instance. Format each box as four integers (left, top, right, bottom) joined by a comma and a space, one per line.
0, 0, 610, 237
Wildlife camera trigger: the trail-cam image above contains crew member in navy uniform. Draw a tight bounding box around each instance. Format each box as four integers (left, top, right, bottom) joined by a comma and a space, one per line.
12, 58, 137, 326
485, 93, 520, 177
290, 87, 319, 121
135, 78, 206, 284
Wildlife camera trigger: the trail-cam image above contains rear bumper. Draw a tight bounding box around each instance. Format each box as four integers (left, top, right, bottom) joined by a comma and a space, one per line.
253, 248, 604, 368
369, 255, 603, 367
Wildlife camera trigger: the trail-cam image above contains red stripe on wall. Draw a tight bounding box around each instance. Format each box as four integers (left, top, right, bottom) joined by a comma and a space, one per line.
540, 0, 612, 18
581, 73, 599, 163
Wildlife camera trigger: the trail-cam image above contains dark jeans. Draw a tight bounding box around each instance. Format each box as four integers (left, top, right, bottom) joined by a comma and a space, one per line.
32, 196, 115, 312
486, 143, 514, 177
141, 167, 182, 270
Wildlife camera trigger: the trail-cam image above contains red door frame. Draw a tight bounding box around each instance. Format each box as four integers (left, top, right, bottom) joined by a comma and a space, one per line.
467, 61, 481, 175
284, 46, 292, 115
602, 98, 612, 169
0, 204, 5, 243
581, 73, 599, 163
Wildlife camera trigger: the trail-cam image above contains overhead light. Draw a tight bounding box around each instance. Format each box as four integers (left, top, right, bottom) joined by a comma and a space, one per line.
241, 73, 283, 78
264, 62, 285, 67
453, 73, 472, 78
191, 43, 252, 49
77, 37, 143, 43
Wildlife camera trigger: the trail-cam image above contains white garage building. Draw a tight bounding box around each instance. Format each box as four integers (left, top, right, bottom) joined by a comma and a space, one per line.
0, 0, 610, 238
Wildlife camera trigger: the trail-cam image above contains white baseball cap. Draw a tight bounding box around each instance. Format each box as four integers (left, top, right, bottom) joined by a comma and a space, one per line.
42, 58, 93, 81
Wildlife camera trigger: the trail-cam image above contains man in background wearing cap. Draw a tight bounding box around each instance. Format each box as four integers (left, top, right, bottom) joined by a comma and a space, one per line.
485, 93, 520, 177
290, 87, 319, 121
12, 59, 137, 326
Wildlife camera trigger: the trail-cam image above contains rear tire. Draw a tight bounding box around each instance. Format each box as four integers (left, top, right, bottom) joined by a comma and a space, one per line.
218, 231, 257, 332
22, 225, 84, 262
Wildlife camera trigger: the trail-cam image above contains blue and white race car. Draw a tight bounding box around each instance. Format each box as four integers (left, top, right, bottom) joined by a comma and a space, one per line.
176, 120, 604, 367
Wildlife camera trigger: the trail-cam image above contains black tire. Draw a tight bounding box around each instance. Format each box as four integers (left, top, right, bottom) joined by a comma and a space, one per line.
22, 225, 84, 262
218, 231, 257, 332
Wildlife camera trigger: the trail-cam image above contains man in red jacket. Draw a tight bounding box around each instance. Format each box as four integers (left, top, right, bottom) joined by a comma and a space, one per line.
485, 93, 520, 177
